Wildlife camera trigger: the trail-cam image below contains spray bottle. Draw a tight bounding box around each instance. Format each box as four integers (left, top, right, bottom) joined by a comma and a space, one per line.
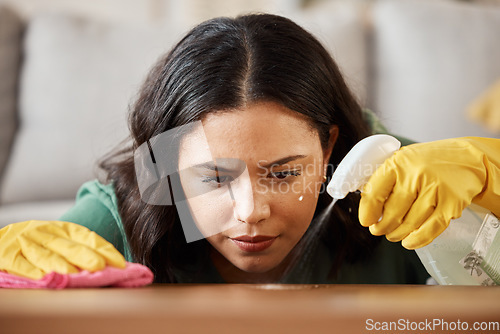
326, 134, 500, 285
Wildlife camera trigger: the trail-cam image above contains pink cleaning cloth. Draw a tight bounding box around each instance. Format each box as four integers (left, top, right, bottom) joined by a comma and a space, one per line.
0, 262, 154, 289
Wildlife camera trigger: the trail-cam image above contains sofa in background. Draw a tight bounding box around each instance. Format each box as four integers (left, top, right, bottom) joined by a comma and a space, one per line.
1, 0, 499, 227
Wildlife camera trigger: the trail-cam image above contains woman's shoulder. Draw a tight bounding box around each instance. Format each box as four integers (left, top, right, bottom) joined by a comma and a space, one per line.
76, 180, 121, 215
63, 180, 121, 227
59, 179, 132, 261
362, 108, 416, 146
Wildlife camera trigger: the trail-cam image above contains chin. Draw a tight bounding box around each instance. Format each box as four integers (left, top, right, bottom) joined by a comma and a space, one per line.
238, 263, 273, 274
233, 255, 282, 274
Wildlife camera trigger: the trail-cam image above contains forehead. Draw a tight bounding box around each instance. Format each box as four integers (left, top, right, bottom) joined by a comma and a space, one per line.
179, 102, 321, 167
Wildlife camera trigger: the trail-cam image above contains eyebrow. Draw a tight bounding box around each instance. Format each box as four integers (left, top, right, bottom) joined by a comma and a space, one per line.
259, 155, 308, 168
194, 154, 308, 172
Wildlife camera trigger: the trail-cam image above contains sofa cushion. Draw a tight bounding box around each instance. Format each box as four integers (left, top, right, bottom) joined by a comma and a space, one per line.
372, 0, 500, 142
0, 200, 75, 228
0, 13, 178, 204
0, 6, 23, 186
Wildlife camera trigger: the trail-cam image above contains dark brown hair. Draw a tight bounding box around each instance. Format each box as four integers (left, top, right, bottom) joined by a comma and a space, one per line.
100, 13, 378, 282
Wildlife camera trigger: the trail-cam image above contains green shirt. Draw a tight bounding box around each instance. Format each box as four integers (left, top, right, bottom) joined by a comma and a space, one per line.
59, 110, 430, 284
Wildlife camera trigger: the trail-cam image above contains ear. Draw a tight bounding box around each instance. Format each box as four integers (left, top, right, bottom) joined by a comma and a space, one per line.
322, 125, 339, 172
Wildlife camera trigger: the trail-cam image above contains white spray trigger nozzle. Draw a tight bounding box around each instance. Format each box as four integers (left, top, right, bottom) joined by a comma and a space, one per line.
326, 134, 401, 200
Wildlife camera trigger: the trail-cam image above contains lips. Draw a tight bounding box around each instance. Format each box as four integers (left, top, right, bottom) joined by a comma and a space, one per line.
230, 235, 277, 252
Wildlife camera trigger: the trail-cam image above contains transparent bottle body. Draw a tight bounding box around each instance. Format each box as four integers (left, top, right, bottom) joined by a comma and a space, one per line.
415, 204, 500, 285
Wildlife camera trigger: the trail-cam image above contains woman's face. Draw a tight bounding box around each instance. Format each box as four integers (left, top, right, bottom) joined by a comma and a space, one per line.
178, 101, 336, 280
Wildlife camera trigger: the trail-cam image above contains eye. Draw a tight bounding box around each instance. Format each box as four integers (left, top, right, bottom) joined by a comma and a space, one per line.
268, 170, 301, 180
201, 175, 234, 186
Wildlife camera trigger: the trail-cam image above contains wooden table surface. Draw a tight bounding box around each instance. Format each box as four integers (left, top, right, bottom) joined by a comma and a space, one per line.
1, 284, 499, 334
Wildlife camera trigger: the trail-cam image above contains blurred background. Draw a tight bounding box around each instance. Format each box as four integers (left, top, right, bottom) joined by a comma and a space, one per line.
2, 0, 500, 24
0, 0, 500, 226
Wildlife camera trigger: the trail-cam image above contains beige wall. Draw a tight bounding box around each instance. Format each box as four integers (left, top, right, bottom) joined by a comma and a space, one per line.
0, 0, 156, 23
5, 0, 497, 27
1, 0, 498, 25
0, 0, 303, 25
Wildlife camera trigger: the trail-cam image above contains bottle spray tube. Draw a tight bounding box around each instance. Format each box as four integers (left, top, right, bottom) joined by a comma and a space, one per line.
327, 135, 500, 285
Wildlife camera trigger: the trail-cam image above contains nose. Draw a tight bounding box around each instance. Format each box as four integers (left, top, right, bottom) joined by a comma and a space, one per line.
231, 180, 271, 224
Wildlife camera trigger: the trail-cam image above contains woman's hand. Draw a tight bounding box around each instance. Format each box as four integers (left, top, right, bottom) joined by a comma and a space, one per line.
358, 137, 500, 249
0, 220, 126, 279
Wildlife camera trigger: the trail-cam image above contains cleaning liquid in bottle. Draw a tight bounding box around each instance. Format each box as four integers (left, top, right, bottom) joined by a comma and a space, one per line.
326, 134, 500, 285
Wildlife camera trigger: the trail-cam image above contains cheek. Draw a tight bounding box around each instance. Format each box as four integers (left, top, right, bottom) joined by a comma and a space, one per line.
274, 183, 320, 237
181, 184, 238, 239
279, 173, 324, 235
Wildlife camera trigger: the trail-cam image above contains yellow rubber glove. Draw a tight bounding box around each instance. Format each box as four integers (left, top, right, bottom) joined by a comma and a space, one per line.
359, 137, 500, 249
467, 79, 500, 133
0, 220, 126, 279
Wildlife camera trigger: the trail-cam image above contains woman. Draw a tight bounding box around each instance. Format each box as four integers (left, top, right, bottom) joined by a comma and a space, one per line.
2, 14, 498, 284
63, 12, 426, 284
